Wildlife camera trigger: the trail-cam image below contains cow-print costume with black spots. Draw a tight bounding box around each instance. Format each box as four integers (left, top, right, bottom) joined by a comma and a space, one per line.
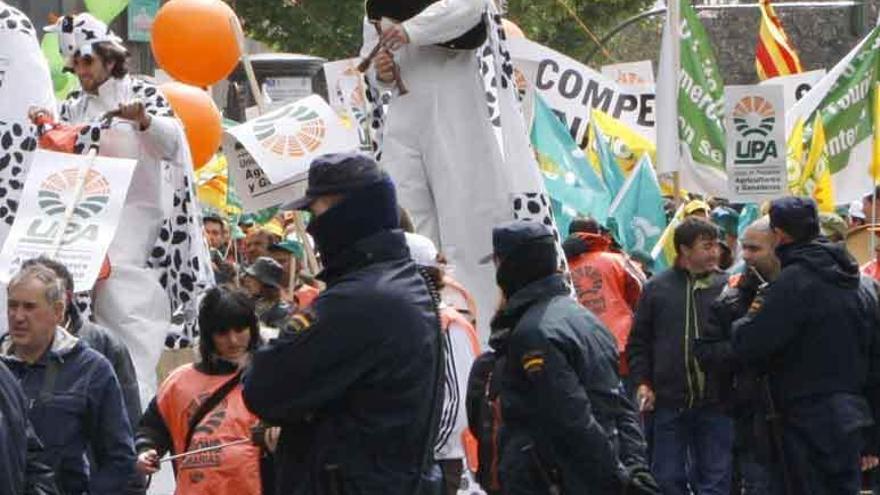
60, 78, 212, 341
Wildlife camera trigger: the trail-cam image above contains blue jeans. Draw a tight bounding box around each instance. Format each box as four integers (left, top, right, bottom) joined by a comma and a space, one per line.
651, 407, 734, 495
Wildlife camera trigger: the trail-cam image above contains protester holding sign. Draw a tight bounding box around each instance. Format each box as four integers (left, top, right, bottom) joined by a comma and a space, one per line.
33, 13, 213, 407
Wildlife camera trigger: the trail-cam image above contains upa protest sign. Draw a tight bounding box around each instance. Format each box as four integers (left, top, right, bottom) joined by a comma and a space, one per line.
509, 38, 656, 144
224, 95, 359, 212
725, 85, 787, 201
0, 150, 136, 292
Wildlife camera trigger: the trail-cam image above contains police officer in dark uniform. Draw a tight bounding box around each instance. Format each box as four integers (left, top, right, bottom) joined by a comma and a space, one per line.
242, 153, 441, 495
733, 197, 880, 494
482, 220, 658, 494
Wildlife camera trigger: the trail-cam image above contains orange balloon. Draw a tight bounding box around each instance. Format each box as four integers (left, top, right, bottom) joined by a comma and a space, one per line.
160, 82, 222, 170
152, 0, 241, 87
502, 19, 526, 40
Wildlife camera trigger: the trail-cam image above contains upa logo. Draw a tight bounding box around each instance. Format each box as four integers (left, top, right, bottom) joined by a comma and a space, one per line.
254, 104, 326, 158
732, 96, 779, 165
25, 168, 110, 246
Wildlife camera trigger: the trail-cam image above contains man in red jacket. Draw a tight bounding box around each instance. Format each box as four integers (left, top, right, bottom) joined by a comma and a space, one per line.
563, 217, 642, 376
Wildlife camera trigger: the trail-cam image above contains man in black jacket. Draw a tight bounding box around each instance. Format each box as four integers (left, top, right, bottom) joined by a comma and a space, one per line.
0, 359, 58, 495
733, 197, 880, 494
481, 220, 657, 495
695, 217, 780, 495
242, 153, 441, 495
626, 217, 732, 495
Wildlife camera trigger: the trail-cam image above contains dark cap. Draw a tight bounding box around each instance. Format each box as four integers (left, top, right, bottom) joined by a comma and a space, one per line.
283, 153, 387, 211
769, 196, 819, 242
243, 257, 284, 289
480, 220, 555, 264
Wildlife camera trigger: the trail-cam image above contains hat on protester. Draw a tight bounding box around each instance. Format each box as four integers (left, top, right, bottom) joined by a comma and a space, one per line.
44, 13, 127, 68
243, 257, 284, 289
480, 220, 555, 264
711, 206, 740, 237
684, 199, 711, 216
405, 233, 440, 268
282, 153, 387, 211
849, 200, 866, 221
269, 240, 305, 260
819, 213, 848, 241
769, 197, 820, 240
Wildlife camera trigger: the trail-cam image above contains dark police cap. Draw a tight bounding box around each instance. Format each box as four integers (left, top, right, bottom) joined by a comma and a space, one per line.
243, 257, 285, 289
283, 152, 387, 211
480, 220, 555, 264
769, 196, 819, 237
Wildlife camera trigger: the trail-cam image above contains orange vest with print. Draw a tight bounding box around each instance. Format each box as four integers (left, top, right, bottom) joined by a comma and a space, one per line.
567, 233, 642, 374
157, 364, 262, 495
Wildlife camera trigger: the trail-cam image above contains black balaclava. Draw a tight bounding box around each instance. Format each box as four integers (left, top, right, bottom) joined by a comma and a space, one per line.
306, 176, 399, 265
496, 238, 558, 298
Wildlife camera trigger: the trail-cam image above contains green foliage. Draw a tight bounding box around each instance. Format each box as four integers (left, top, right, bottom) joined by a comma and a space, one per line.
232, 0, 655, 65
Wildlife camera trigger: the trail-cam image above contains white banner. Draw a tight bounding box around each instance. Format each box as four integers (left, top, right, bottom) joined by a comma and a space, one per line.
760, 70, 825, 126
725, 85, 788, 201
224, 139, 306, 213
224, 95, 360, 212
0, 150, 136, 292
509, 38, 656, 144
225, 95, 359, 185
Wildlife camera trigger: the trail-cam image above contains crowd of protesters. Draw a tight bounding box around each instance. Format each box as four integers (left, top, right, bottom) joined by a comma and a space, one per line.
3, 150, 880, 495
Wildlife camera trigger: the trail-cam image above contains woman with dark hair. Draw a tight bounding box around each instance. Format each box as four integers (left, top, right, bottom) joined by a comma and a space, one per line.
134, 287, 272, 495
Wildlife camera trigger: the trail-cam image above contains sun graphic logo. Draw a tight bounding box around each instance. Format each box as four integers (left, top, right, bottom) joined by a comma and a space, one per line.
254, 104, 326, 158
38, 168, 111, 220
732, 96, 780, 165
733, 96, 775, 138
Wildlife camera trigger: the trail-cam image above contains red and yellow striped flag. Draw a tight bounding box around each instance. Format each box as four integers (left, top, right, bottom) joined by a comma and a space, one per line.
755, 0, 803, 80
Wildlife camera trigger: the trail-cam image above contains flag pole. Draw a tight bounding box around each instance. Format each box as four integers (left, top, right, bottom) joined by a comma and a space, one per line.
229, 15, 321, 276
670, 0, 682, 205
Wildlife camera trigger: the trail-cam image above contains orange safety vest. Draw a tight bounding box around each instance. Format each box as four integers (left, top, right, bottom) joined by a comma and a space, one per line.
157, 364, 262, 495
440, 306, 481, 473
567, 233, 642, 375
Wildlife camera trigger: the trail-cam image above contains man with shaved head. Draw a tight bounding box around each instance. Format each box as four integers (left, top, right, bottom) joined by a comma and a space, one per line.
695, 217, 779, 494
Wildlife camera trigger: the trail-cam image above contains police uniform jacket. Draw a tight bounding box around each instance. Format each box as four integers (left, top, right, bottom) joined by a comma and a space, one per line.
490, 274, 648, 494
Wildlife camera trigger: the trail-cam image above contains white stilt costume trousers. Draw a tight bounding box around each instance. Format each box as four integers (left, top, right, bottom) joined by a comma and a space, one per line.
365, 0, 555, 336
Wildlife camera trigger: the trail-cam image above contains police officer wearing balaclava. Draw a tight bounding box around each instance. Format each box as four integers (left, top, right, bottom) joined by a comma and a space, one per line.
481, 220, 658, 495
243, 153, 441, 494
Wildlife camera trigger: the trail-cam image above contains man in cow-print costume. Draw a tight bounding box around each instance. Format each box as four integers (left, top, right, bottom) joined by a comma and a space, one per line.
362, 0, 562, 335
34, 13, 214, 408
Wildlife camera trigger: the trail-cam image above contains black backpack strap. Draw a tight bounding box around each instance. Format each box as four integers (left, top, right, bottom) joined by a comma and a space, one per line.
183, 370, 243, 452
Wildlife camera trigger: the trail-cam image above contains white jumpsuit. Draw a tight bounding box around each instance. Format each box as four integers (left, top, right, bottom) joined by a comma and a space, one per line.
60, 75, 183, 408
364, 0, 550, 336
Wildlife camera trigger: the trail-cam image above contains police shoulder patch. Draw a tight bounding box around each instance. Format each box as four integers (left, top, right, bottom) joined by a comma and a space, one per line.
287, 309, 316, 334
521, 350, 545, 375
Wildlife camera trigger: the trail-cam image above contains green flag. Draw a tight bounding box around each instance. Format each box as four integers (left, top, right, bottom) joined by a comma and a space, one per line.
790, 26, 880, 202
531, 95, 611, 232
608, 155, 668, 254
593, 120, 627, 200
657, 0, 727, 196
